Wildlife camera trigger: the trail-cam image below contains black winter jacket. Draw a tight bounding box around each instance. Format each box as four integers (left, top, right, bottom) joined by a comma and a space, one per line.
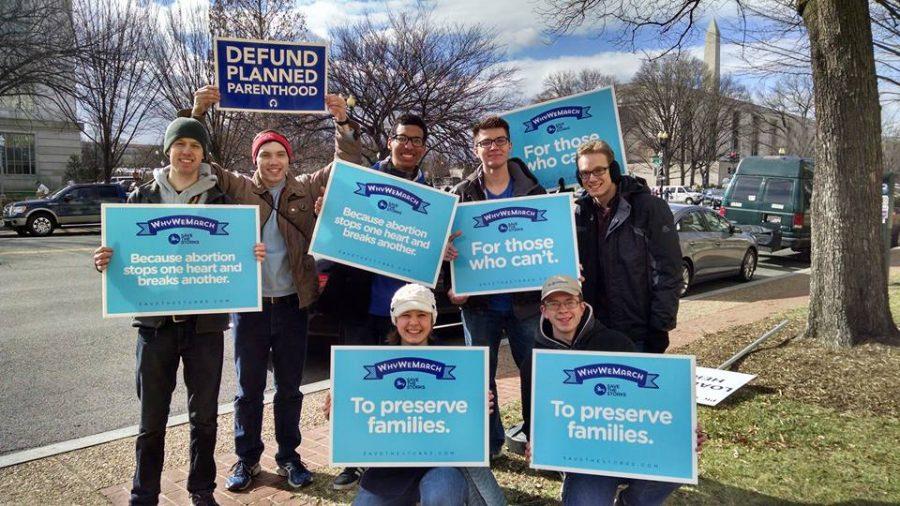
128, 179, 232, 334
575, 176, 682, 353
520, 304, 636, 436
450, 158, 546, 319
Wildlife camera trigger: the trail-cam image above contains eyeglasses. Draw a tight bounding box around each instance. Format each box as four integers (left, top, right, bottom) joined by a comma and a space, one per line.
543, 299, 581, 311
578, 167, 609, 181
475, 137, 509, 149
391, 134, 425, 147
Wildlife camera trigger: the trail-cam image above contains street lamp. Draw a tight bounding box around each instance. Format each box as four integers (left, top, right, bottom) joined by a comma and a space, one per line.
657, 131, 670, 195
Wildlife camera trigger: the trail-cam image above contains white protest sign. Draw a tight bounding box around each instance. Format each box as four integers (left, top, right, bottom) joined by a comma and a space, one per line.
695, 367, 756, 406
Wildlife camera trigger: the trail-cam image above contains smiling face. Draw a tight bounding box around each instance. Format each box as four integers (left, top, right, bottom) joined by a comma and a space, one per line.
541, 292, 586, 343
168, 137, 204, 177
395, 310, 433, 346
255, 141, 289, 188
389, 124, 427, 172
473, 127, 511, 171
577, 151, 616, 205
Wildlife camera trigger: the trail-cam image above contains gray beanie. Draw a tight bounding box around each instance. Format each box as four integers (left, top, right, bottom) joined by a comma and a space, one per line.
163, 118, 209, 157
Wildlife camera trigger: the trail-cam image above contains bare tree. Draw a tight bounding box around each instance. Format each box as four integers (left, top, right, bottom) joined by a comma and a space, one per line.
757, 74, 816, 158
621, 55, 702, 186
535, 69, 620, 102
0, 0, 78, 101
210, 0, 308, 41
727, 0, 899, 104
328, 11, 520, 170
59, 0, 159, 182
541, 0, 899, 347
682, 73, 748, 186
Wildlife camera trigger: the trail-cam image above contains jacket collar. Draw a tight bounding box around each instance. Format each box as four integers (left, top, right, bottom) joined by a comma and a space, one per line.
537, 303, 596, 349
249, 170, 306, 199
466, 157, 541, 198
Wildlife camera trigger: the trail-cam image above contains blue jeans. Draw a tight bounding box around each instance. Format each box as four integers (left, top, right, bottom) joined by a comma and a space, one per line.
131, 323, 223, 505
232, 299, 308, 466
562, 474, 681, 506
352, 468, 467, 506
461, 308, 537, 454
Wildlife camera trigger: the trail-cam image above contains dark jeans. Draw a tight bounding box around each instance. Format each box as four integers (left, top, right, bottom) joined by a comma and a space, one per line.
562, 474, 681, 506
342, 314, 393, 346
232, 300, 309, 466
461, 308, 537, 454
131, 323, 224, 505
353, 468, 467, 506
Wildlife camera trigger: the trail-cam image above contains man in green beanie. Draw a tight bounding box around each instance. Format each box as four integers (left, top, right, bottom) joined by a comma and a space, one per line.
93, 117, 266, 506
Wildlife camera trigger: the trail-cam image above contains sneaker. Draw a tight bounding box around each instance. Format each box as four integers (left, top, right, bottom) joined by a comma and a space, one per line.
332, 467, 361, 490
277, 461, 313, 489
189, 492, 219, 506
225, 461, 261, 492
490, 445, 505, 461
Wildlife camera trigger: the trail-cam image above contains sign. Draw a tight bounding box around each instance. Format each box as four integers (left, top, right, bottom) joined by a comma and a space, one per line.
530, 350, 697, 484
330, 346, 489, 467
695, 366, 756, 407
502, 87, 628, 189
214, 37, 328, 114
309, 161, 458, 287
450, 193, 578, 296
101, 204, 261, 318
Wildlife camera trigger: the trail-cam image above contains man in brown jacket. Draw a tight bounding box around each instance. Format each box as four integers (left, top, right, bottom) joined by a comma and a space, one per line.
188, 86, 361, 492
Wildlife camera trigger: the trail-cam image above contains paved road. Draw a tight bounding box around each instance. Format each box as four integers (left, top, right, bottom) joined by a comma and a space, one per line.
0, 227, 806, 455
684, 248, 810, 298
0, 228, 337, 455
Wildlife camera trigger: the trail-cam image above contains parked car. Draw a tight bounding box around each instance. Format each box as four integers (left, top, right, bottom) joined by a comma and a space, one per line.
661, 185, 704, 204
701, 188, 724, 208
671, 203, 758, 297
2, 183, 127, 236
719, 156, 812, 256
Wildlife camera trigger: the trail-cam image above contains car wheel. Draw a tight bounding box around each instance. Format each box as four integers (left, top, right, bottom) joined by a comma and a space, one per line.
685, 198, 694, 205
679, 260, 692, 297
738, 249, 757, 281
26, 213, 55, 236
13, 226, 29, 236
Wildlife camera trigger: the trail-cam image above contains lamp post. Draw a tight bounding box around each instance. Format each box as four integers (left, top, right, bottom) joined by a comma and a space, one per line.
657, 130, 669, 196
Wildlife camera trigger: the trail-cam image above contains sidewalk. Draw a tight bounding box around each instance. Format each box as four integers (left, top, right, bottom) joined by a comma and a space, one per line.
2, 252, 898, 505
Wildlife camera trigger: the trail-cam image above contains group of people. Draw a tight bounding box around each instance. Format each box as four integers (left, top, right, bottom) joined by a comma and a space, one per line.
92, 84, 688, 506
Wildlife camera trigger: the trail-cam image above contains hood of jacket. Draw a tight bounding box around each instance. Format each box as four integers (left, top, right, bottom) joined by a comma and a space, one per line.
537, 303, 597, 350
152, 163, 218, 204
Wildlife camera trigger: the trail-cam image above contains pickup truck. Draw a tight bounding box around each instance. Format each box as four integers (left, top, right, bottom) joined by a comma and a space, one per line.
2, 183, 128, 236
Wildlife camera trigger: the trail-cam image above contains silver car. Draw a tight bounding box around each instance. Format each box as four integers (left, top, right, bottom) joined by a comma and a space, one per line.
670, 204, 758, 296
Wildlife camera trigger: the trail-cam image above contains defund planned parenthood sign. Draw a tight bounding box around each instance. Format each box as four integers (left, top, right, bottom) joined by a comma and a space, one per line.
215, 37, 327, 113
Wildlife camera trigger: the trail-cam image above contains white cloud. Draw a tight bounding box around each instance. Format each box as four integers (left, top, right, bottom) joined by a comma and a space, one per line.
506, 51, 649, 98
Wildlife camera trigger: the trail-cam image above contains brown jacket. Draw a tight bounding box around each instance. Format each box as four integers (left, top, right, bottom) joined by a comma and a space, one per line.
211, 122, 363, 309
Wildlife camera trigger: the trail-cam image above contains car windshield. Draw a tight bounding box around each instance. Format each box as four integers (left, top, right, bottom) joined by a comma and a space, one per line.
49, 187, 72, 199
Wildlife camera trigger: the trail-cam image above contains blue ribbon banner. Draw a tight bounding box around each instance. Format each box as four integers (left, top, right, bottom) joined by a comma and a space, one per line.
364, 357, 456, 380
523, 106, 592, 132
473, 206, 547, 228
136, 215, 229, 236
564, 363, 659, 389
354, 183, 430, 214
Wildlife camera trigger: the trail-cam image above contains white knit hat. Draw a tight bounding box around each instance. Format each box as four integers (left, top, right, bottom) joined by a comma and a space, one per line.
390, 283, 437, 325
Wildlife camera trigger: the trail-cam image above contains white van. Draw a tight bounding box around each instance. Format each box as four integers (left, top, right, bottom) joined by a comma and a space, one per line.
661, 185, 704, 204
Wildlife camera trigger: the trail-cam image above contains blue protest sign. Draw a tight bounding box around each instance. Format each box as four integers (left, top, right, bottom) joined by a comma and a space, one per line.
330, 346, 489, 467
101, 204, 261, 318
531, 350, 697, 484
214, 37, 327, 114
309, 161, 458, 287
450, 193, 578, 296
502, 87, 627, 189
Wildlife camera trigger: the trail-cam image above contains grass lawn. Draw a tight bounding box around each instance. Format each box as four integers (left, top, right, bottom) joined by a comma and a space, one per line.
291, 279, 900, 505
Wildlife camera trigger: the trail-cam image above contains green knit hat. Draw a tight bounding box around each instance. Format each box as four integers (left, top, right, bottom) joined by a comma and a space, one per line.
163, 117, 209, 158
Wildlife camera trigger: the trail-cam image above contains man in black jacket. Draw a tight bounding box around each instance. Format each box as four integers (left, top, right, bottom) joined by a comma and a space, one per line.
93, 118, 265, 506
573, 140, 682, 354
447, 115, 546, 458
522, 275, 683, 506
